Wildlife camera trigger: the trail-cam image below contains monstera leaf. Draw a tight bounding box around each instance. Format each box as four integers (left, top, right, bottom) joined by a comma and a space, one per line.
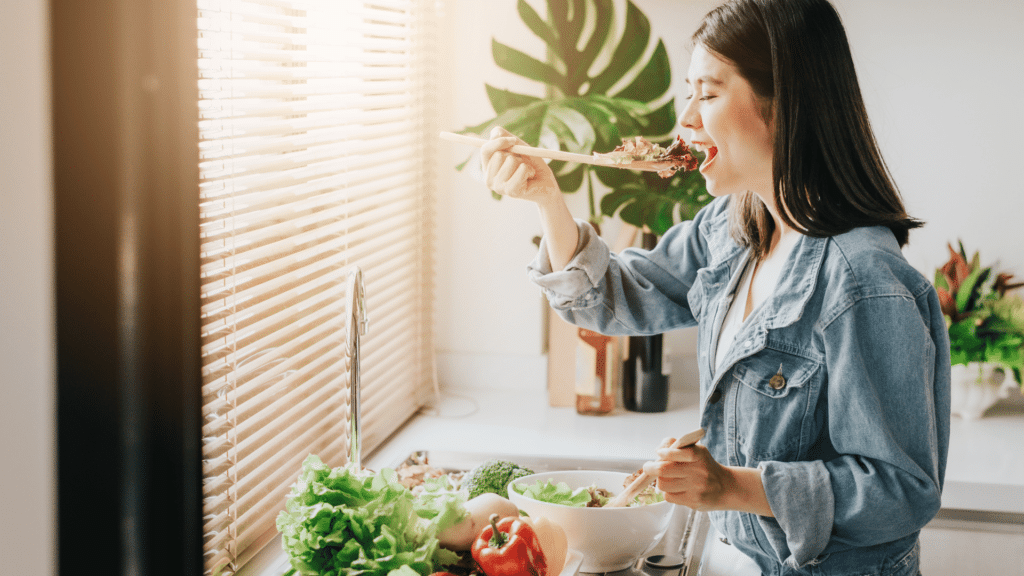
599, 156, 711, 236
459, 0, 711, 230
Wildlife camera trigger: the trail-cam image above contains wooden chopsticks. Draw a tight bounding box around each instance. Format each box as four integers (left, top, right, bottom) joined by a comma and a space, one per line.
438, 131, 677, 173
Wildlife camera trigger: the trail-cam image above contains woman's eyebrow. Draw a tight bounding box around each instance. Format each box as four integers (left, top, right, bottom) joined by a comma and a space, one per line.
684, 76, 725, 86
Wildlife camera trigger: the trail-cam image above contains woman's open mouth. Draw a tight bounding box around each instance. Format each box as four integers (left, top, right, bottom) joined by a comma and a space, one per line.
693, 142, 718, 172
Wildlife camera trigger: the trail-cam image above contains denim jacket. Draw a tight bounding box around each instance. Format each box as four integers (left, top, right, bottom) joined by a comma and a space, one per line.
528, 197, 950, 575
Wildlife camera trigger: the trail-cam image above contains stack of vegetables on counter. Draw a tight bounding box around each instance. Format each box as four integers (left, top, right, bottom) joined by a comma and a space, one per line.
275, 455, 567, 576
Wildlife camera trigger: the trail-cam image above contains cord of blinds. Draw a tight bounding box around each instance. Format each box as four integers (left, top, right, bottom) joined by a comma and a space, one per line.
197, 1, 438, 574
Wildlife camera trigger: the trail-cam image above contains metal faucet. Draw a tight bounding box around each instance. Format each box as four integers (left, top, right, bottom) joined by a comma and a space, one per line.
345, 266, 368, 469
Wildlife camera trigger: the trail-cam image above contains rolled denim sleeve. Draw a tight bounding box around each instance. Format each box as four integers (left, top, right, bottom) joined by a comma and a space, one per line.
756, 460, 834, 569
527, 219, 610, 310
757, 285, 950, 568
527, 198, 729, 336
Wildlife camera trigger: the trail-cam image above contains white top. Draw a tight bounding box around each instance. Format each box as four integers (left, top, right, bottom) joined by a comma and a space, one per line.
714, 231, 801, 372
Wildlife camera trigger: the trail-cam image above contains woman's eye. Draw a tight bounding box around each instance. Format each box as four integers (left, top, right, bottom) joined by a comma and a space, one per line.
700, 95, 717, 101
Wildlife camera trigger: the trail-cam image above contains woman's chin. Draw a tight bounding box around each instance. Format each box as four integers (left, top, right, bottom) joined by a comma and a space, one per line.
702, 177, 751, 199
703, 180, 727, 198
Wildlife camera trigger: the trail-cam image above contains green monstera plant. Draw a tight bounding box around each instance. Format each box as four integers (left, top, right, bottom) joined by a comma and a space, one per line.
458, 0, 711, 235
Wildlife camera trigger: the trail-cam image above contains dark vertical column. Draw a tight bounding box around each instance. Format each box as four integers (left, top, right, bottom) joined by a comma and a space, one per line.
51, 0, 201, 574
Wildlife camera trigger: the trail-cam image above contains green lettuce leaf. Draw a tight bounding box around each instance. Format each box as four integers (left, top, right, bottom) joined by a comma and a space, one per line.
276, 455, 466, 576
510, 478, 592, 507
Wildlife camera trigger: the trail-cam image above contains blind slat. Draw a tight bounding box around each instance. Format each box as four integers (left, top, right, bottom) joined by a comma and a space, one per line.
198, 0, 436, 573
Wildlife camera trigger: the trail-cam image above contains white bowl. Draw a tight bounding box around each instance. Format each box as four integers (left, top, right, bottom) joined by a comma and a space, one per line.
508, 470, 675, 573
559, 549, 583, 576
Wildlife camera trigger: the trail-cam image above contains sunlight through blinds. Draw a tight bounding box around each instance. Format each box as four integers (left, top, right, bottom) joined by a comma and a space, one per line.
197, 1, 439, 573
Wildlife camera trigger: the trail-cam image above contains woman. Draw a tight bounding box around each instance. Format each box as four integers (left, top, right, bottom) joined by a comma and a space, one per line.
480, 0, 949, 574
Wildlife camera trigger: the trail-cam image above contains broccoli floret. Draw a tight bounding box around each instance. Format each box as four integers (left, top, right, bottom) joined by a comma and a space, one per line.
462, 459, 534, 499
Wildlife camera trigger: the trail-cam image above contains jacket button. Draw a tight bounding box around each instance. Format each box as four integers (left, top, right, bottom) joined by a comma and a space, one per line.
769, 373, 786, 389
709, 389, 722, 404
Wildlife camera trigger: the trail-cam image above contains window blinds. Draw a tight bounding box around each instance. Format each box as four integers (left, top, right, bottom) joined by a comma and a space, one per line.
197, 1, 438, 573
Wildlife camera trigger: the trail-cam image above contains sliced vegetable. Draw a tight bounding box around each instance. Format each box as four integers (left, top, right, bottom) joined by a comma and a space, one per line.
471, 514, 548, 576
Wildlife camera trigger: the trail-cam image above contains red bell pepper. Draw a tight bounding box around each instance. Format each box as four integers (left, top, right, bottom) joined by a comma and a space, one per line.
471, 514, 549, 576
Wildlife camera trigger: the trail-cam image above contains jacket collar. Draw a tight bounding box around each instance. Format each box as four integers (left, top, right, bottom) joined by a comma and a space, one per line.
762, 234, 827, 329
699, 213, 829, 332
703, 233, 829, 388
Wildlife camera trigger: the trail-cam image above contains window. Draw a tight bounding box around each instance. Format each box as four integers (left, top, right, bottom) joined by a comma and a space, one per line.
197, 1, 439, 573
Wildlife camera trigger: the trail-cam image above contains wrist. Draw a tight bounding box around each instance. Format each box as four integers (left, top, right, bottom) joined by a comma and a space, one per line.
723, 466, 774, 517
533, 185, 566, 211
535, 194, 579, 273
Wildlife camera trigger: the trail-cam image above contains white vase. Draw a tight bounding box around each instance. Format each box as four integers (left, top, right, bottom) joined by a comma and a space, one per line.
949, 362, 1012, 419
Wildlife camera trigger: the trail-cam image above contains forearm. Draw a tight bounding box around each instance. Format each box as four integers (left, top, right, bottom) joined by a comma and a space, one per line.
723, 466, 774, 517
536, 197, 579, 272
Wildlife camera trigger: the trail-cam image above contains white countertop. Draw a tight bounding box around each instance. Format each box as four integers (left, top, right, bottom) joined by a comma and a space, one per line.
367, 384, 1024, 515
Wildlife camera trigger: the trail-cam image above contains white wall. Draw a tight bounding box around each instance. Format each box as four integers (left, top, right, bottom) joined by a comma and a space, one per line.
0, 1, 56, 574
434, 0, 1024, 389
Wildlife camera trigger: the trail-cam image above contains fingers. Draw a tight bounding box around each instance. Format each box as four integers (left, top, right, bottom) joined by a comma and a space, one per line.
494, 154, 519, 185
641, 445, 729, 511
480, 137, 518, 175
655, 445, 700, 463
484, 153, 535, 197
484, 151, 520, 193
639, 440, 701, 481
480, 135, 518, 159
480, 126, 521, 162
640, 445, 703, 494
479, 127, 516, 185
642, 458, 689, 478
481, 127, 537, 197
506, 162, 536, 194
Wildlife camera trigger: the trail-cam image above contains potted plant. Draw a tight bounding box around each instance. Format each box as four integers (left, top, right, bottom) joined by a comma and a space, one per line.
454, 0, 713, 413
935, 241, 1024, 418
455, 0, 712, 234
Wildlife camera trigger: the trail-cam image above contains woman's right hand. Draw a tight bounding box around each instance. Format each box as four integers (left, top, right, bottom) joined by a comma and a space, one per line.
481, 126, 579, 272
480, 127, 562, 207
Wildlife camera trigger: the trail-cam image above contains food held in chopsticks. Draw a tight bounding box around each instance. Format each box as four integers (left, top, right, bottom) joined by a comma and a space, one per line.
592, 135, 700, 178
438, 131, 699, 176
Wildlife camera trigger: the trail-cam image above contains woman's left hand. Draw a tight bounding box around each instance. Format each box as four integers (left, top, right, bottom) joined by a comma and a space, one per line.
642, 437, 775, 517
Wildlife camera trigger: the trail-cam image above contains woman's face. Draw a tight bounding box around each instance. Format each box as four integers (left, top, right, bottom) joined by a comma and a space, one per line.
680, 44, 774, 198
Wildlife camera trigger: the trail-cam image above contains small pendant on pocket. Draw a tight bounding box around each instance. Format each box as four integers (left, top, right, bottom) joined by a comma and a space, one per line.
769, 364, 786, 390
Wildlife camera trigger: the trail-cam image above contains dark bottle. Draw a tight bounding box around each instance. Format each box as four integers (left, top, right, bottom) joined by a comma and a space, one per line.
622, 333, 669, 412
622, 231, 670, 412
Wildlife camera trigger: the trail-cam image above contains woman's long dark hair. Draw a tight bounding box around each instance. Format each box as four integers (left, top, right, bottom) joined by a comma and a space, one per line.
693, 0, 922, 257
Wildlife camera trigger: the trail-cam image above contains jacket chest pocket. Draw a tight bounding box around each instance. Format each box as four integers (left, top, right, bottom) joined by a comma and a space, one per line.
730, 351, 822, 463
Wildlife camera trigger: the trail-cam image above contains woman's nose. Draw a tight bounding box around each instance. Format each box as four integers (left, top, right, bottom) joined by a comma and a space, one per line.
679, 96, 700, 130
